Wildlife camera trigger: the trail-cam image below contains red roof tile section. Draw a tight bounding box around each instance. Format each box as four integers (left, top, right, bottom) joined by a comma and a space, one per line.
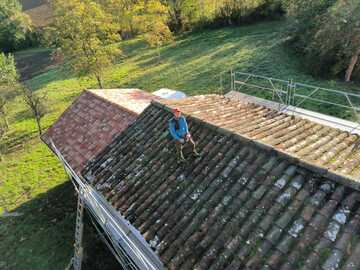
162, 95, 360, 184
88, 88, 159, 115
42, 89, 160, 174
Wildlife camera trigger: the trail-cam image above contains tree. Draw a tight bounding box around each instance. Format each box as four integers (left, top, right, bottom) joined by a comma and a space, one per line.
21, 86, 47, 136
144, 21, 173, 58
329, 0, 360, 82
284, 0, 360, 81
96, 0, 138, 39
306, 0, 360, 81
0, 0, 32, 52
283, 0, 335, 51
166, 0, 210, 32
133, 0, 173, 57
214, 0, 283, 26
345, 35, 360, 82
167, 0, 186, 31
0, 53, 19, 129
0, 98, 8, 130
47, 0, 121, 88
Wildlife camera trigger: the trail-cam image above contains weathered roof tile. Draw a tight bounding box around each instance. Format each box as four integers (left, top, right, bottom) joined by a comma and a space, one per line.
343, 242, 360, 270
162, 95, 360, 184
42, 89, 160, 173
81, 99, 360, 269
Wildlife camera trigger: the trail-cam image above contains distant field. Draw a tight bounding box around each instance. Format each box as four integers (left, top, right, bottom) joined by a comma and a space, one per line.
1, 20, 360, 269
20, 0, 53, 28
24, 3, 53, 28
20, 0, 45, 11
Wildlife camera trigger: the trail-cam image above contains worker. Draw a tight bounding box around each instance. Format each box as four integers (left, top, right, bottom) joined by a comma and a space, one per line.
168, 108, 200, 161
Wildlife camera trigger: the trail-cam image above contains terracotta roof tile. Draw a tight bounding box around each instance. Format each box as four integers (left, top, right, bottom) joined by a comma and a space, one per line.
83, 101, 360, 269
42, 89, 160, 174
162, 95, 360, 184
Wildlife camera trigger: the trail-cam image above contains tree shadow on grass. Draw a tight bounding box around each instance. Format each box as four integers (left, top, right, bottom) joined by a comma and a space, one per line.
0, 132, 37, 155
135, 21, 284, 70
119, 39, 149, 59
25, 66, 78, 92
13, 109, 34, 123
14, 48, 79, 93
117, 28, 281, 94
15, 49, 55, 82
111, 22, 288, 94
0, 181, 120, 270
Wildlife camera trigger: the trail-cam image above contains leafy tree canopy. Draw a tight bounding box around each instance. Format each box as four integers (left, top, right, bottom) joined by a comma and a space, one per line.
0, 53, 19, 86
47, 0, 122, 88
0, 0, 32, 52
0, 53, 20, 129
284, 0, 360, 81
133, 0, 173, 50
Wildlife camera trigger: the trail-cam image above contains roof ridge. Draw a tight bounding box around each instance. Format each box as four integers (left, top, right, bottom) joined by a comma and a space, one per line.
151, 100, 360, 192
86, 89, 139, 117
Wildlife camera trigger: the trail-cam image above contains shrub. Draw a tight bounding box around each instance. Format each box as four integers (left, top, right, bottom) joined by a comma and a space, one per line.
213, 0, 284, 27
0, 0, 32, 52
284, 0, 360, 82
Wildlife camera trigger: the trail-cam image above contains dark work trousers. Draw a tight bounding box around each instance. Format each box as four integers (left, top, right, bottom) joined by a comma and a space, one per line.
175, 136, 196, 157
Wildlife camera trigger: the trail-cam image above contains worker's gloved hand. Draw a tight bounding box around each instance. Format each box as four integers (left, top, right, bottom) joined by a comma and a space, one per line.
179, 138, 185, 144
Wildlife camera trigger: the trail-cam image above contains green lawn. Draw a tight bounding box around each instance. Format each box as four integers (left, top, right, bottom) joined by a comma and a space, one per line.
1, 20, 359, 269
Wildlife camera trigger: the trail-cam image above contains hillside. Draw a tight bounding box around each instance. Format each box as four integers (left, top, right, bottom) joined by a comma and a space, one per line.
1, 20, 360, 269
20, 0, 45, 11
20, 0, 52, 28
15, 48, 54, 81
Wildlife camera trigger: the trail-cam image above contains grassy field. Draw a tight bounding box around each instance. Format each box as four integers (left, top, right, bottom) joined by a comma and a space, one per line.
1, 20, 359, 269
15, 48, 54, 81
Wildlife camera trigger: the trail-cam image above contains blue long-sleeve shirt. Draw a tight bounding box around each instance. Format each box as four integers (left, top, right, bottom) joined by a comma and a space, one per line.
169, 116, 189, 141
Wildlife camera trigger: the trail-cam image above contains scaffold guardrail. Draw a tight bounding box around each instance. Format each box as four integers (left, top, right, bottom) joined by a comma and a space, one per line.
49, 140, 164, 270
224, 71, 360, 123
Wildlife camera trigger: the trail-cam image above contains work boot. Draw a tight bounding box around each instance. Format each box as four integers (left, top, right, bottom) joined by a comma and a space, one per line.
178, 156, 186, 163
178, 150, 186, 162
192, 149, 201, 157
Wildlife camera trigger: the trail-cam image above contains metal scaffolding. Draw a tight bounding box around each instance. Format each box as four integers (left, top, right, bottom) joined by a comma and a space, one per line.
223, 70, 360, 133
228, 71, 360, 120
49, 140, 164, 270
72, 194, 85, 270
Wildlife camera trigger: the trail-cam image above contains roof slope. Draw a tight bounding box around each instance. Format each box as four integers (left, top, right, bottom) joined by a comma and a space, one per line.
163, 95, 360, 185
226, 91, 360, 134
42, 89, 158, 174
83, 102, 360, 270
